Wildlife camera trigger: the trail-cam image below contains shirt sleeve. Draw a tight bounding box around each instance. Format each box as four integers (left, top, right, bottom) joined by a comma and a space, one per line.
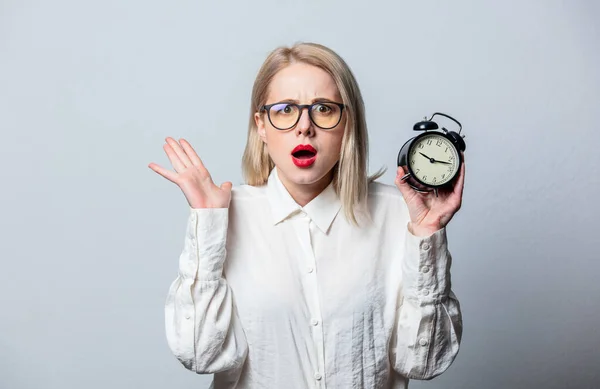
390, 222, 463, 379
164, 207, 248, 374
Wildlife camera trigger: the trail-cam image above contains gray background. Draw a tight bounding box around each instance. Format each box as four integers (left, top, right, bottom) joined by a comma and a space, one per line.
1, 1, 599, 388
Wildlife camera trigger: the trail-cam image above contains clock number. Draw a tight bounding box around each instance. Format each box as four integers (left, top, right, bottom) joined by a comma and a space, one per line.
418, 143, 424, 149
442, 174, 446, 179
436, 139, 442, 146
433, 177, 437, 183
445, 147, 448, 153
423, 175, 427, 180
427, 139, 432, 145
412, 149, 416, 155
415, 169, 420, 174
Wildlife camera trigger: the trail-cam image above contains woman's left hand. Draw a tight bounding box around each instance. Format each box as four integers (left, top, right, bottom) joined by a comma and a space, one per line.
394, 153, 466, 236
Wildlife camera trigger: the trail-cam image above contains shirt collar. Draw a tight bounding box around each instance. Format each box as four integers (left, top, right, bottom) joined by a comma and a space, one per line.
266, 168, 342, 234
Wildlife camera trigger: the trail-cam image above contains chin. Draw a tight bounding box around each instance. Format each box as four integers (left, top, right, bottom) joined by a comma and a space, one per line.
278, 162, 333, 186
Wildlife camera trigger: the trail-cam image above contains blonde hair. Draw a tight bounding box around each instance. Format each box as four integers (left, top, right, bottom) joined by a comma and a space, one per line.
242, 42, 385, 226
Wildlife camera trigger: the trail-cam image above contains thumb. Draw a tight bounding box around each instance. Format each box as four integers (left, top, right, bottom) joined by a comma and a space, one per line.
220, 181, 233, 192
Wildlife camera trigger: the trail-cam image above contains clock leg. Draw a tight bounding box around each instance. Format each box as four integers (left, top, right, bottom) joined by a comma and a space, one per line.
408, 183, 431, 194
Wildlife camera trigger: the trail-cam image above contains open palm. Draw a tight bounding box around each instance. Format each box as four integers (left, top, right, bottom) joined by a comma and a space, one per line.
148, 137, 232, 209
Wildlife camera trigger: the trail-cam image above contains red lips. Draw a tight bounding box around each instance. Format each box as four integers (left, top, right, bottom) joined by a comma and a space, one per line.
291, 144, 317, 168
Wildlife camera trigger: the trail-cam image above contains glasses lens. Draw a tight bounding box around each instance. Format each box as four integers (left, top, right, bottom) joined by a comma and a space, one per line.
311, 103, 342, 128
268, 103, 300, 129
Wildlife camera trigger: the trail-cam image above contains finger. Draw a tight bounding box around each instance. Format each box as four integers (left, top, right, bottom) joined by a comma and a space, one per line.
179, 138, 207, 171
148, 162, 178, 184
163, 143, 186, 173
395, 166, 419, 200
166, 137, 193, 168
396, 165, 404, 177
395, 165, 406, 180
396, 165, 411, 181
449, 159, 465, 206
452, 158, 466, 199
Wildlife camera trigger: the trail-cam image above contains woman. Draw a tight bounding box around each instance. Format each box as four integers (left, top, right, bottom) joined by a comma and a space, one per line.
148, 42, 464, 389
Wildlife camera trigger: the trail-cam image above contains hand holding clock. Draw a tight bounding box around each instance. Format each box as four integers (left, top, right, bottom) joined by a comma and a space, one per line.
395, 152, 465, 237
394, 112, 467, 236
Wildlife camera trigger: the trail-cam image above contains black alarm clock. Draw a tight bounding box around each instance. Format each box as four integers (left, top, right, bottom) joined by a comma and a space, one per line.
397, 112, 466, 197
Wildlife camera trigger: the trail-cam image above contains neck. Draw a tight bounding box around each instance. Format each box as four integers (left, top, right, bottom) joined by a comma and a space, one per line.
277, 167, 333, 207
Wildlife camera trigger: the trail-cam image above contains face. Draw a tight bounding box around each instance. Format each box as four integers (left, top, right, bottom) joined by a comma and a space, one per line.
255, 62, 346, 191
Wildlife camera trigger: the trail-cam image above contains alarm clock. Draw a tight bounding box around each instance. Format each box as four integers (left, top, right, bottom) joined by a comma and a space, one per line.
397, 112, 466, 197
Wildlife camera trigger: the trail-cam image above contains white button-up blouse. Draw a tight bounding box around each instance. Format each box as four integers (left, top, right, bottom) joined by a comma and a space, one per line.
165, 168, 462, 389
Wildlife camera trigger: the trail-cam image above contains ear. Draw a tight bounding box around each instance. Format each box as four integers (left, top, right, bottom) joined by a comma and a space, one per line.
255, 112, 268, 144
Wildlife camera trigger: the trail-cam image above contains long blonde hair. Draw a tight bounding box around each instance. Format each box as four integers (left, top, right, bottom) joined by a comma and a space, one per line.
242, 42, 385, 226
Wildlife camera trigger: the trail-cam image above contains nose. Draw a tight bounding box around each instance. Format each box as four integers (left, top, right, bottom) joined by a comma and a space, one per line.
296, 107, 314, 137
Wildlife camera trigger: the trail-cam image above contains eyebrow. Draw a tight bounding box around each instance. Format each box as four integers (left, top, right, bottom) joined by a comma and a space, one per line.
273, 97, 339, 104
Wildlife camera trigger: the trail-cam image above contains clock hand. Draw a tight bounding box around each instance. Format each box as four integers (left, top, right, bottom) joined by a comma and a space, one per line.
418, 151, 454, 165
419, 152, 450, 164
419, 152, 438, 164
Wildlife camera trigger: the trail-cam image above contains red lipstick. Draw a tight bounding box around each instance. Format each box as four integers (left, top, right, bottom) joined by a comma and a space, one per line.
291, 144, 317, 168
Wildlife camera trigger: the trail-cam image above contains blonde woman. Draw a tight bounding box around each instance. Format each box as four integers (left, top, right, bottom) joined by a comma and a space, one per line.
149, 42, 465, 389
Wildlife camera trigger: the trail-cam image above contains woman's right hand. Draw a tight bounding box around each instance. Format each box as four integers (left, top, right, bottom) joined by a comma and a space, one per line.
148, 137, 233, 209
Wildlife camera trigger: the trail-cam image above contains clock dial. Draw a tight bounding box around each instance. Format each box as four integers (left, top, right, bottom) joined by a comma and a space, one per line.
408, 133, 460, 186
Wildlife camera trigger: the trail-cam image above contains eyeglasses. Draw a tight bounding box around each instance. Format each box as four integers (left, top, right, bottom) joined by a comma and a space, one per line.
260, 101, 345, 130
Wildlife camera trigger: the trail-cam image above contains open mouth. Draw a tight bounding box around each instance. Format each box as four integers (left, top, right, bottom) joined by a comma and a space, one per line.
292, 149, 316, 159
291, 145, 317, 167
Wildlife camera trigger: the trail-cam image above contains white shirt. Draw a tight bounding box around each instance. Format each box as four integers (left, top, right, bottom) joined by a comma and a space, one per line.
165, 168, 462, 389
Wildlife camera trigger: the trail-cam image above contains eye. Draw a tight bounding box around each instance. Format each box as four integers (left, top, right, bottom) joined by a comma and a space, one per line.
271, 103, 295, 115
314, 104, 333, 114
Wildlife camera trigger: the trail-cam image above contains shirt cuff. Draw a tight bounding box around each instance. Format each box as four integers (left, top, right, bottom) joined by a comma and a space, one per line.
179, 207, 229, 281
402, 221, 451, 305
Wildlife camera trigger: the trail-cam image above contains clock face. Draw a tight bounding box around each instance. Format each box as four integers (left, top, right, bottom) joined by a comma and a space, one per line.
408, 133, 460, 186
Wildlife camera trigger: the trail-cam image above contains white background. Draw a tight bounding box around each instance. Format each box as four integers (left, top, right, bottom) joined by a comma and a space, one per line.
1, 1, 598, 388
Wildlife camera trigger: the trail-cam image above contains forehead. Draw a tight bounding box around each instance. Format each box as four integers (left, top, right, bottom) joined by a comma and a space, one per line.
267, 62, 341, 102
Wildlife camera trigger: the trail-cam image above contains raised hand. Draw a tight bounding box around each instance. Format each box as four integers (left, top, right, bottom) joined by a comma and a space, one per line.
395, 152, 465, 236
148, 137, 232, 209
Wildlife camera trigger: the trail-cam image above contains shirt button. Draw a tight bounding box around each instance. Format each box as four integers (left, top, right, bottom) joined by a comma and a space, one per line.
419, 338, 429, 346
314, 372, 322, 380
422, 243, 430, 250
310, 318, 319, 326
421, 265, 430, 273
185, 315, 191, 320
422, 289, 430, 296
307, 266, 314, 273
